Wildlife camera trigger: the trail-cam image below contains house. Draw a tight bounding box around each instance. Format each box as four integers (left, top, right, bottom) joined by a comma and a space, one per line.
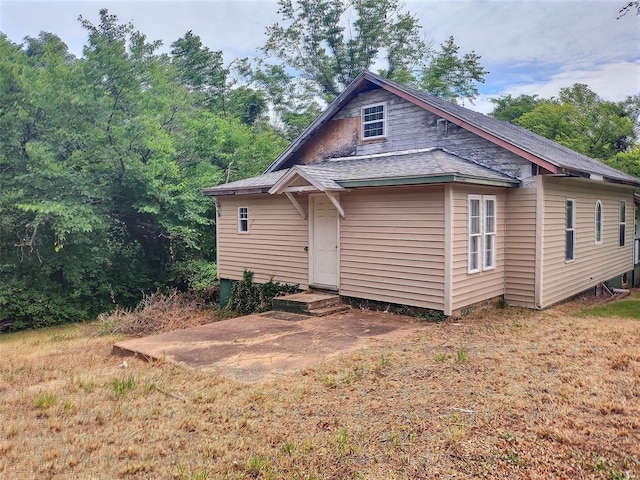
202, 71, 640, 316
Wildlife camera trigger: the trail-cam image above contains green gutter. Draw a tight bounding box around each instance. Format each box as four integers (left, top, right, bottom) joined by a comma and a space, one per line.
337, 175, 520, 188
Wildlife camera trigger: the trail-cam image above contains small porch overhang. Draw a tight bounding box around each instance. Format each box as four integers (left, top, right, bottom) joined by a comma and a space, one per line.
269, 166, 346, 218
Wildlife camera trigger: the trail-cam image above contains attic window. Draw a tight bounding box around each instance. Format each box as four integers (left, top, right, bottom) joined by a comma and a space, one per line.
362, 103, 386, 139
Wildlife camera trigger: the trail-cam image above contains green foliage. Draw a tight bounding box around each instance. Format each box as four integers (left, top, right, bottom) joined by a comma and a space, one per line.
419, 36, 488, 104
607, 147, 640, 178
490, 85, 637, 162
35, 392, 56, 409
260, 0, 487, 131
172, 260, 218, 291
578, 292, 640, 320
456, 347, 469, 364
0, 11, 289, 331
227, 270, 261, 315
227, 270, 298, 316
418, 309, 447, 323
489, 94, 542, 123
109, 375, 137, 397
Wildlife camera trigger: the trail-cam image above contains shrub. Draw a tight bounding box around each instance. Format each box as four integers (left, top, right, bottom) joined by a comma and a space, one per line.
227, 270, 298, 316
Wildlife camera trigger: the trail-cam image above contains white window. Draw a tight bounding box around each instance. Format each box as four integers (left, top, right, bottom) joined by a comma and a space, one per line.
619, 200, 626, 247
238, 207, 249, 233
484, 197, 496, 268
468, 195, 496, 273
566, 198, 575, 261
595, 200, 602, 244
362, 103, 386, 139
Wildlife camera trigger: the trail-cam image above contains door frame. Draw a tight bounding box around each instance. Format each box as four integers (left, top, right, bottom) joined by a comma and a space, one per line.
308, 193, 340, 290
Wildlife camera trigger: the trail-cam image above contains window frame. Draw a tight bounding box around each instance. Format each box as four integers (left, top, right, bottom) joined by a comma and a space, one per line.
484, 196, 496, 270
467, 194, 496, 274
594, 200, 602, 245
238, 206, 249, 233
565, 198, 575, 261
619, 200, 626, 247
361, 102, 386, 140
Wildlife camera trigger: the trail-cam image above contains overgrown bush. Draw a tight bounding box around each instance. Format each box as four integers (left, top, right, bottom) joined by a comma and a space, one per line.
227, 270, 298, 316
98, 289, 216, 336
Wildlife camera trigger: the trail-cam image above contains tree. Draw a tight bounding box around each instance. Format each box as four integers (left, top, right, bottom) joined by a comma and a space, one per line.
490, 85, 636, 162
489, 94, 542, 123
419, 36, 488, 104
618, 1, 640, 18
260, 0, 487, 134
514, 84, 635, 161
262, 0, 428, 101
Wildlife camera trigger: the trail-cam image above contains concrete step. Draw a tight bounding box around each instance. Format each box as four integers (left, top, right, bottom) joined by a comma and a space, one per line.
272, 291, 341, 313
308, 304, 351, 317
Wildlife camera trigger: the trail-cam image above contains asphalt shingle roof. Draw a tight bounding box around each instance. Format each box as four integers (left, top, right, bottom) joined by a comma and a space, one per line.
204, 71, 640, 195
395, 81, 639, 184
262, 71, 640, 187
202, 148, 517, 195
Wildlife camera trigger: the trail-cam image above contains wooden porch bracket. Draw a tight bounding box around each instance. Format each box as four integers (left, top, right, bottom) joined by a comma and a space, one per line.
324, 191, 345, 218
284, 192, 306, 219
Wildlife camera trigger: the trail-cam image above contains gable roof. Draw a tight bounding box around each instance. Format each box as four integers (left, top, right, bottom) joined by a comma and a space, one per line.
265, 71, 640, 188
202, 148, 519, 196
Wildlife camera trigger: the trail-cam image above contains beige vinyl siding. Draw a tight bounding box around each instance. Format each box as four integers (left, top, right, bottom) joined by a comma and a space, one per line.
504, 185, 537, 307
451, 186, 507, 312
339, 187, 445, 310
217, 194, 309, 288
540, 176, 634, 307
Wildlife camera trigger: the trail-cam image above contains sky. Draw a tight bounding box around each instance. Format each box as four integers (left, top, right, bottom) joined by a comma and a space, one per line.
0, 0, 638, 114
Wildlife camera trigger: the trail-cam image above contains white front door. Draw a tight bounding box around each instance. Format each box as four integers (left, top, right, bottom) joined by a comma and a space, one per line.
310, 195, 339, 289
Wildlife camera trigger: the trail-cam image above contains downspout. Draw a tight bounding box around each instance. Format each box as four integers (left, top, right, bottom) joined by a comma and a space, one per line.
534, 176, 544, 309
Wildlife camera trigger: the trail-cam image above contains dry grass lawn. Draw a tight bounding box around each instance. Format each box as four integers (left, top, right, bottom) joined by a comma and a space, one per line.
1, 297, 639, 479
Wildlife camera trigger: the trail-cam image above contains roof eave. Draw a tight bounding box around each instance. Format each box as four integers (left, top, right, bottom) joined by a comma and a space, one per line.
201, 186, 272, 197
553, 168, 640, 189
337, 174, 519, 188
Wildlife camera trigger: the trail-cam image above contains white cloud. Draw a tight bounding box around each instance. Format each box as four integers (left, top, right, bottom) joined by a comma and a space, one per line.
470, 60, 640, 114
1, 0, 638, 109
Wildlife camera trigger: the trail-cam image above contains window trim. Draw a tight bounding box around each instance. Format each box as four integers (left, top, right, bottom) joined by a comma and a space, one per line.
238, 206, 249, 233
619, 200, 626, 247
484, 196, 496, 270
566, 198, 575, 262
361, 102, 386, 140
467, 194, 496, 274
594, 200, 602, 245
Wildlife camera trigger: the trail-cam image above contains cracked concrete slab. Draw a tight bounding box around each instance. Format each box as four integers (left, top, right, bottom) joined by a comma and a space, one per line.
113, 309, 419, 382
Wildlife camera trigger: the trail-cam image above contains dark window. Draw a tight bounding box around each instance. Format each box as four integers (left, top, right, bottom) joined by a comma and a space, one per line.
595, 200, 602, 244
619, 201, 626, 247
566, 199, 575, 261
238, 207, 249, 233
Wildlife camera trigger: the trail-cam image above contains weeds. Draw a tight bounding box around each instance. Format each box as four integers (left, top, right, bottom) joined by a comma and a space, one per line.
456, 347, 469, 363
109, 375, 137, 397
434, 352, 448, 363
98, 289, 216, 337
35, 392, 56, 409
418, 309, 447, 323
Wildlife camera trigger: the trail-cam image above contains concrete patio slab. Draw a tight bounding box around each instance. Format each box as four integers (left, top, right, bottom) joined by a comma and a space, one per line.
113, 309, 419, 382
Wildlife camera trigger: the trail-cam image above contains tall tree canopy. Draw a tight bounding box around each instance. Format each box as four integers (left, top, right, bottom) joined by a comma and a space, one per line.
0, 10, 287, 330
490, 85, 637, 162
260, 0, 488, 132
